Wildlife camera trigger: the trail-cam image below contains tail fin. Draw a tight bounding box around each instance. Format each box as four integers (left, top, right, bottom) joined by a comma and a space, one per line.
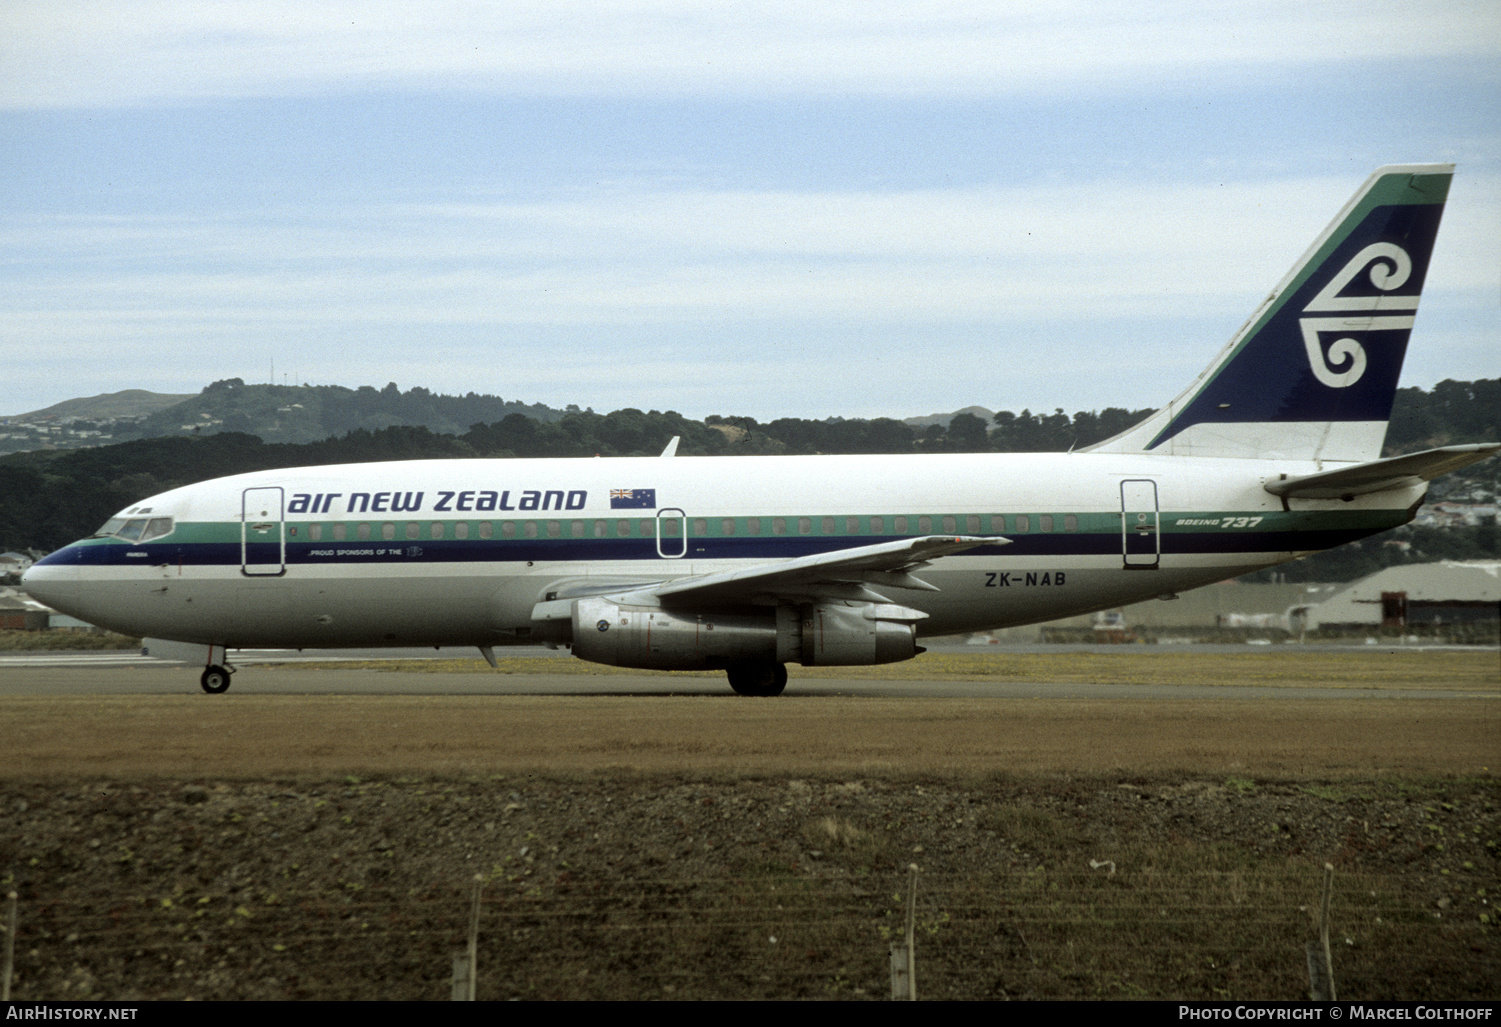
1087, 164, 1453, 462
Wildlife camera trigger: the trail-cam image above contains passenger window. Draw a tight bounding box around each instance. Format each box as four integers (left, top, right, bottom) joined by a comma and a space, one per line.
660, 518, 680, 538
747, 517, 761, 535
870, 516, 883, 534
430, 522, 444, 539
798, 517, 812, 535
693, 518, 708, 536
1064, 514, 1078, 532
772, 518, 786, 535
523, 522, 537, 538
822, 516, 835, 534
967, 515, 981, 533
1014, 515, 1029, 533
455, 522, 469, 540
309, 524, 322, 541
382, 523, 396, 540
1040, 514, 1053, 532
617, 520, 631, 537
721, 518, 736, 536
357, 523, 371, 540
942, 516, 957, 533
477, 522, 492, 539
571, 520, 585, 538
990, 515, 1004, 533
594, 520, 608, 538
546, 521, 561, 538
846, 517, 860, 534
893, 516, 907, 533
918, 516, 932, 533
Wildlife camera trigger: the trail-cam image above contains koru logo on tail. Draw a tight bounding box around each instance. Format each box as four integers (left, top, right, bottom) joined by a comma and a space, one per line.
1300, 242, 1418, 388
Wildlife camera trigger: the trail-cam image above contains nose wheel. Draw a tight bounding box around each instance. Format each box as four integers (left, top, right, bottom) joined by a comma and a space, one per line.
200, 665, 233, 694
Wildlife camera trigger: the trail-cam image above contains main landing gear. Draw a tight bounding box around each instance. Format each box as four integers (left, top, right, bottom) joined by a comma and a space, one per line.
726, 662, 788, 697
200, 664, 234, 694
198, 644, 235, 694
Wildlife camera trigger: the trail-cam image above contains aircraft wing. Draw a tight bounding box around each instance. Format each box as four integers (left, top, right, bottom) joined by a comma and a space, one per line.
1264, 444, 1501, 500
623, 534, 1008, 606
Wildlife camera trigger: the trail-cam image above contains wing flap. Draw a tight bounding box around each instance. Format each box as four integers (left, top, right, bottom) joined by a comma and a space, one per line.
1265, 444, 1500, 500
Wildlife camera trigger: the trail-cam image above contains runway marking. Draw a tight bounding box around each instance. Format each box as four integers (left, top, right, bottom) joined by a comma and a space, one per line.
0, 653, 162, 667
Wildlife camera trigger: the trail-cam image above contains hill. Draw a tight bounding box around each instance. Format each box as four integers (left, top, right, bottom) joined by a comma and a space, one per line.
107, 379, 571, 445
902, 405, 996, 429
1, 390, 193, 424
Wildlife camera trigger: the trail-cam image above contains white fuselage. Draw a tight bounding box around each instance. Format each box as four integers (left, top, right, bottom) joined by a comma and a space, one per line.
22, 451, 1418, 650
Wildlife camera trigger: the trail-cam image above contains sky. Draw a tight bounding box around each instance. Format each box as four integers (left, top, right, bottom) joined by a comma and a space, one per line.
3, 1, 1499, 422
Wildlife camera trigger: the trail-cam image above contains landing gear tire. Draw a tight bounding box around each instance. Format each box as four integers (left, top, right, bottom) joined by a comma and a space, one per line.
727, 662, 787, 697
200, 666, 232, 694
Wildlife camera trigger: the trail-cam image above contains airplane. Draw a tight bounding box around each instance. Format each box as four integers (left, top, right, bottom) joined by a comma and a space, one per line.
21, 164, 1499, 696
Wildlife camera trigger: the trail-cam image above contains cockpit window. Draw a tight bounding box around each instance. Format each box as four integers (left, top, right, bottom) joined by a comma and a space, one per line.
93, 517, 175, 543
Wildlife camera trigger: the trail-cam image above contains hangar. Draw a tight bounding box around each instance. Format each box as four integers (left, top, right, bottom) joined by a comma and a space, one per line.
1309, 561, 1500, 640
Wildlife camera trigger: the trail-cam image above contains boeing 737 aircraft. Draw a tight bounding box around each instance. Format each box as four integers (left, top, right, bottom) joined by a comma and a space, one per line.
22, 164, 1499, 695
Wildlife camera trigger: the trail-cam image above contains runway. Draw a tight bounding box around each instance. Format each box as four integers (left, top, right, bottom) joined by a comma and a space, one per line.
2, 645, 1495, 778
2, 644, 1495, 700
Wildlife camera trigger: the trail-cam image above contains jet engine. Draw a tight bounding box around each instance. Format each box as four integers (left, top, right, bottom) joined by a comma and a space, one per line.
568, 595, 924, 671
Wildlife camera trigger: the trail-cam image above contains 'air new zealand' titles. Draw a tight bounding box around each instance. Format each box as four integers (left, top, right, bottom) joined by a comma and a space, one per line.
23, 165, 1498, 696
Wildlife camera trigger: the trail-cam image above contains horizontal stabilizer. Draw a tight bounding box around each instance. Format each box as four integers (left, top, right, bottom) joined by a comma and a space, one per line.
1264, 444, 1501, 500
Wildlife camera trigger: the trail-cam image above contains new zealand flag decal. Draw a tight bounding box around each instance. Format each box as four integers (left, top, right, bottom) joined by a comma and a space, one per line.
610, 488, 657, 509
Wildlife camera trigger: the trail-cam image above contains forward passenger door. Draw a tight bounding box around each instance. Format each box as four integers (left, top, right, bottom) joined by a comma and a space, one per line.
241, 487, 286, 576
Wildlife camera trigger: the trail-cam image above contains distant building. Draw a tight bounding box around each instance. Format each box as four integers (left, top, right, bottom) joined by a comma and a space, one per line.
1415, 502, 1500, 528
0, 551, 34, 575
0, 589, 49, 630
982, 581, 1340, 642
1310, 561, 1501, 632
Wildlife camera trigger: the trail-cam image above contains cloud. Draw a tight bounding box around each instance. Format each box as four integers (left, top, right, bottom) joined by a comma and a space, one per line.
8, 170, 1496, 330
5, 1, 1498, 109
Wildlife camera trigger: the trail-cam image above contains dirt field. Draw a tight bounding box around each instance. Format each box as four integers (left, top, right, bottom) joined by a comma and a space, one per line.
1, 649, 1497, 1000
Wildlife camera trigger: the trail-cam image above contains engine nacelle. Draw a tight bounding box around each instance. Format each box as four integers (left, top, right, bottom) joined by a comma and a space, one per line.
569, 595, 923, 671
799, 602, 922, 666
571, 595, 788, 670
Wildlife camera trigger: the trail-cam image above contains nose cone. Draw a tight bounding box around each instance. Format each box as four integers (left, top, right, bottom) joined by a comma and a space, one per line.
20, 548, 81, 614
